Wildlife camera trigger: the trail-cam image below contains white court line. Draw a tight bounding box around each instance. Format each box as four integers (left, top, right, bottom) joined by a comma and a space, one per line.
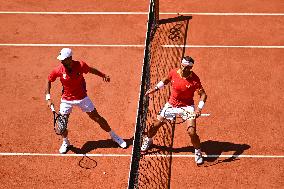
0, 152, 283, 158
0, 153, 131, 157
0, 11, 148, 15
0, 44, 283, 48
162, 12, 284, 16
0, 44, 145, 47
163, 45, 284, 48
0, 11, 283, 16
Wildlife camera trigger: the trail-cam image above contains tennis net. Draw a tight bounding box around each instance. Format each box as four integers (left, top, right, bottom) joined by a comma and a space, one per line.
128, 0, 192, 188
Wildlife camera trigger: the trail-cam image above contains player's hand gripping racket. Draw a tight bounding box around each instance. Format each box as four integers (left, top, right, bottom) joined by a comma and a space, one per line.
163, 107, 210, 124
50, 104, 68, 135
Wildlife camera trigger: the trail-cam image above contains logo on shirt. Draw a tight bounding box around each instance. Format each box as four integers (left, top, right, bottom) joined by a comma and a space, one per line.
186, 84, 191, 88
63, 73, 67, 79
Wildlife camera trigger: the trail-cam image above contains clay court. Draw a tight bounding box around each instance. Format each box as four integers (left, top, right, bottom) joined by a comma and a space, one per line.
0, 0, 283, 188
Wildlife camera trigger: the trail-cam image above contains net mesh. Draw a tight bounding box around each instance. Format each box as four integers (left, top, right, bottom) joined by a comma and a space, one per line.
128, 0, 192, 188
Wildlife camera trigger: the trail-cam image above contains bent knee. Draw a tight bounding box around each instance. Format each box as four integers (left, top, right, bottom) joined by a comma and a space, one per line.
157, 115, 166, 122
187, 126, 197, 136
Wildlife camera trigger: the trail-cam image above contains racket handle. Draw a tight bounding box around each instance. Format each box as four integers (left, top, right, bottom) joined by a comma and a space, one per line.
50, 104, 55, 112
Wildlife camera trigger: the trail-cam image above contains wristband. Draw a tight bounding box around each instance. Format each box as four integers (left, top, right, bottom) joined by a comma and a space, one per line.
198, 101, 205, 109
156, 81, 164, 89
46, 94, 51, 101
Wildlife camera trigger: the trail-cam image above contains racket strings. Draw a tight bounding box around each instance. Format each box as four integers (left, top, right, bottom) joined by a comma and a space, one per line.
56, 115, 68, 134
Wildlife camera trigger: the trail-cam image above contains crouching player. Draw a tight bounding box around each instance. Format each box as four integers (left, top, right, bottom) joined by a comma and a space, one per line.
142, 56, 207, 165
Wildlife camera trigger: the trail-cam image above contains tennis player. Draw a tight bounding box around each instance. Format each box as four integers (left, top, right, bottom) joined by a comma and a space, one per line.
45, 48, 127, 154
142, 56, 207, 165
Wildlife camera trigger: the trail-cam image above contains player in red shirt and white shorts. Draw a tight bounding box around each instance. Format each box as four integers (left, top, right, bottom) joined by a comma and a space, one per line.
45, 48, 127, 154
141, 56, 207, 165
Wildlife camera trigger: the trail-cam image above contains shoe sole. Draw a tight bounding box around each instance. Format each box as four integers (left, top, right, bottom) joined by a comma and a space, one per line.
196, 161, 204, 165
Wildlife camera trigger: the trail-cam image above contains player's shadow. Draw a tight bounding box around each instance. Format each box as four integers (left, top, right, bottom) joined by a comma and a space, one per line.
201, 140, 250, 163
69, 137, 134, 154
152, 140, 250, 165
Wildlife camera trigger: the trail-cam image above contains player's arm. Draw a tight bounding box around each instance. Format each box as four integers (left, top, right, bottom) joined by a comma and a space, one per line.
145, 76, 171, 96
89, 67, 110, 82
195, 88, 207, 117
45, 79, 52, 107
198, 88, 207, 103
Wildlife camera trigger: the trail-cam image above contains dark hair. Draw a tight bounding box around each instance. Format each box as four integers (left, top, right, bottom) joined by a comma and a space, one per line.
183, 56, 194, 64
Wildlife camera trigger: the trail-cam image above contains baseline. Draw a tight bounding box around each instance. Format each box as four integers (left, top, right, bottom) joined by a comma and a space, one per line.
0, 11, 283, 16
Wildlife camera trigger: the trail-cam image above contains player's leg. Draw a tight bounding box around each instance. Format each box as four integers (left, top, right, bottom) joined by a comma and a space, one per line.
87, 108, 127, 148
81, 97, 127, 148
58, 101, 72, 154
141, 102, 171, 152
148, 116, 166, 138
186, 118, 203, 165
141, 116, 166, 152
87, 108, 111, 131
186, 118, 201, 149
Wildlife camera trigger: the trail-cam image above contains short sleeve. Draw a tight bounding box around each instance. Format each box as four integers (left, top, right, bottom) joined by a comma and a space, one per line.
80, 61, 91, 74
194, 76, 203, 92
48, 68, 59, 82
168, 69, 175, 80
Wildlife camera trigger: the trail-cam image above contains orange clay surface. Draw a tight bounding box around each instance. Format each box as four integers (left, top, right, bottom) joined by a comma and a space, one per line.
0, 0, 283, 188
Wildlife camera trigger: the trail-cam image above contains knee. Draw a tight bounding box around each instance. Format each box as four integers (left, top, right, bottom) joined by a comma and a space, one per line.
157, 115, 165, 123
187, 126, 197, 137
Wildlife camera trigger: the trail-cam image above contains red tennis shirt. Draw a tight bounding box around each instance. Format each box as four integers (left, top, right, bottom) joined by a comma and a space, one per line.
48, 60, 91, 101
168, 69, 203, 107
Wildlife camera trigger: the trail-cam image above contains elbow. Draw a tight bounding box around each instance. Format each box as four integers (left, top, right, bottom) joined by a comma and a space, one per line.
200, 90, 207, 102
203, 93, 208, 102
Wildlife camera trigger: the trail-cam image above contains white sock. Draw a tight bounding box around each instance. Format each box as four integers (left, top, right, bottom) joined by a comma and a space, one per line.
63, 138, 69, 143
195, 148, 201, 154
109, 130, 116, 137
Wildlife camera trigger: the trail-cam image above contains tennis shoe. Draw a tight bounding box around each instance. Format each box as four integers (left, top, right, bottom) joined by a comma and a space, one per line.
141, 137, 153, 152
59, 140, 70, 154
111, 134, 127, 148
195, 150, 204, 165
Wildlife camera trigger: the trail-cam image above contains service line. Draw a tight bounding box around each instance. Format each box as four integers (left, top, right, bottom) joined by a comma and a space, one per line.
0, 44, 283, 48
0, 152, 284, 158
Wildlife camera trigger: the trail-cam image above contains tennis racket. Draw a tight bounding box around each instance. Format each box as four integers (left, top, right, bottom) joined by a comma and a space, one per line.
50, 104, 68, 135
162, 106, 210, 124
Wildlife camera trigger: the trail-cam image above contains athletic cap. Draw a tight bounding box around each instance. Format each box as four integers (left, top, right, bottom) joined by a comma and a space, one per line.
57, 48, 72, 60
181, 56, 194, 66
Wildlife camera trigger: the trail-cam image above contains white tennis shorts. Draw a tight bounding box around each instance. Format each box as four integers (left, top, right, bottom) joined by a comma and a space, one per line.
159, 102, 195, 120
59, 96, 95, 115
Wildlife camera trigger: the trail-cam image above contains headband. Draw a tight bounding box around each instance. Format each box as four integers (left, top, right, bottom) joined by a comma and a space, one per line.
181, 58, 194, 66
